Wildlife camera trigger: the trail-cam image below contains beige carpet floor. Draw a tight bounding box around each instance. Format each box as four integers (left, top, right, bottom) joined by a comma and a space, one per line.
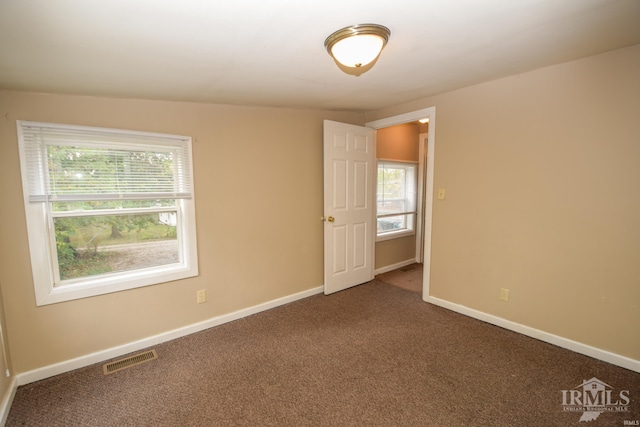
7, 279, 640, 426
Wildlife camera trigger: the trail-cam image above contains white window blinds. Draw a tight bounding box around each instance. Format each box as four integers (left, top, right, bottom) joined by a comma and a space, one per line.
19, 121, 193, 202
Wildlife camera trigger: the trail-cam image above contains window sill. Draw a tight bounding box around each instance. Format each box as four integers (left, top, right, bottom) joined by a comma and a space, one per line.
35, 262, 198, 306
376, 229, 415, 243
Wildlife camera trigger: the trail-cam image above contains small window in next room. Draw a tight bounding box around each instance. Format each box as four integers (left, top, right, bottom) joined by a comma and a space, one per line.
17, 121, 199, 306
376, 160, 417, 241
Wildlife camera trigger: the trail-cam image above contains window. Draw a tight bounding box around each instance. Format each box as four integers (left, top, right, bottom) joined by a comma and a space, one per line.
376, 161, 417, 240
17, 121, 198, 305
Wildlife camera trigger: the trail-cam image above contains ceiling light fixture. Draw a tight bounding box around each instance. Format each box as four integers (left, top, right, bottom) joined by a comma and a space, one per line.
324, 24, 390, 71
419, 118, 429, 124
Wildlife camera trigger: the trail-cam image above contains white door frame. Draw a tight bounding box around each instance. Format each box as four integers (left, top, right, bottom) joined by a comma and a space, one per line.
366, 107, 436, 301
416, 132, 428, 264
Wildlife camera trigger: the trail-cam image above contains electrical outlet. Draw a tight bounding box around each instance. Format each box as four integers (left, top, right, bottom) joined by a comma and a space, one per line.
499, 288, 509, 302
196, 289, 206, 304
437, 188, 446, 200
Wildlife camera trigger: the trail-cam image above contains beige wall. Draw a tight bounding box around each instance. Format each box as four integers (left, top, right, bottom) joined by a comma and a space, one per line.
375, 123, 420, 270
376, 236, 416, 268
376, 123, 419, 161
0, 91, 364, 373
0, 281, 13, 410
367, 44, 640, 360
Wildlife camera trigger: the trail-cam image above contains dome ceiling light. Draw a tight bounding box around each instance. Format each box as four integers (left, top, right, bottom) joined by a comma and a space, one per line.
324, 24, 390, 73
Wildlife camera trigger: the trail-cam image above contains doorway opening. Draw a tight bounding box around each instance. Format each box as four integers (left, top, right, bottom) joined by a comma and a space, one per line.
366, 107, 435, 301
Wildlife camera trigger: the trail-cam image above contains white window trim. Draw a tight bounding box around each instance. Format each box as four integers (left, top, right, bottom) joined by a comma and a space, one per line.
376, 159, 418, 242
17, 121, 199, 306
376, 227, 416, 242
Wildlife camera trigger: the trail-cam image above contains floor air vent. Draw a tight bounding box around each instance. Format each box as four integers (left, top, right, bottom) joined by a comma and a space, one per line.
103, 349, 158, 375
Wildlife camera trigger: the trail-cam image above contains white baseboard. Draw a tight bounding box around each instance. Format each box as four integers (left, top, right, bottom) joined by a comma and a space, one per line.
424, 295, 640, 373
0, 376, 17, 427
374, 259, 416, 276
16, 286, 324, 386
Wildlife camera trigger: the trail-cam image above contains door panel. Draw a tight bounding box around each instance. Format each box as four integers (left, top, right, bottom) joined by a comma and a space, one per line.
353, 161, 368, 208
323, 120, 376, 294
332, 225, 347, 275
353, 222, 367, 268
333, 160, 348, 210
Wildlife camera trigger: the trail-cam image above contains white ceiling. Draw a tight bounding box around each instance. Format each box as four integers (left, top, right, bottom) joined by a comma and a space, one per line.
1, 0, 639, 112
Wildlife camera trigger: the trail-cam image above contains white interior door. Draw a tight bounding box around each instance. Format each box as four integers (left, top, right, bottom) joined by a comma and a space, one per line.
323, 120, 376, 294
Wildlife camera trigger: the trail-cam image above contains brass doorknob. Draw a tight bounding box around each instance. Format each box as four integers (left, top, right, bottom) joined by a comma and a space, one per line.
327, 216, 335, 222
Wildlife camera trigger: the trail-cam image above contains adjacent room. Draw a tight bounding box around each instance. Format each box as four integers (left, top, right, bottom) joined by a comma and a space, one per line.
1, 1, 639, 425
